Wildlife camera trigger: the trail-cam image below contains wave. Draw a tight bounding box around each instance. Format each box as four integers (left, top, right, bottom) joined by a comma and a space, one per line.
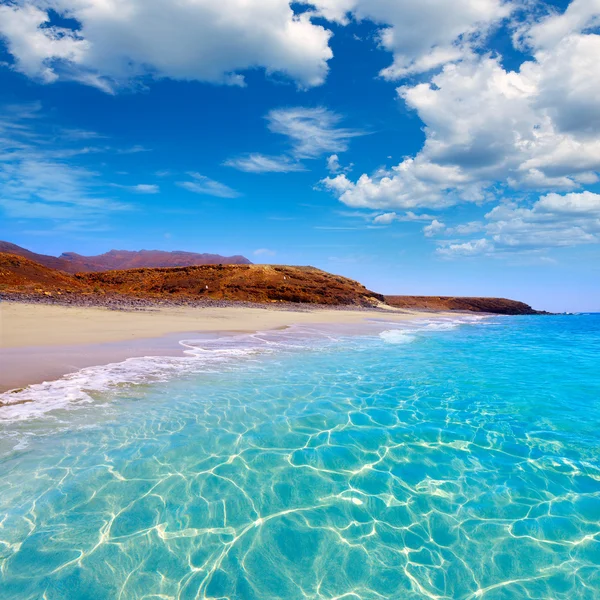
0, 317, 492, 421
379, 330, 416, 344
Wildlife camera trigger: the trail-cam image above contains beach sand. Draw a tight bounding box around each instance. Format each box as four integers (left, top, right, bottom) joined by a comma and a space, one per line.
0, 302, 434, 392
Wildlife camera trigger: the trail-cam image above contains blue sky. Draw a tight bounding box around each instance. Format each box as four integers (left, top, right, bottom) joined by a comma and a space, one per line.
0, 0, 599, 312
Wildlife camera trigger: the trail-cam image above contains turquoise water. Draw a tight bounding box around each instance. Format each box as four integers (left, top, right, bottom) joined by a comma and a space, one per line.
1, 315, 599, 599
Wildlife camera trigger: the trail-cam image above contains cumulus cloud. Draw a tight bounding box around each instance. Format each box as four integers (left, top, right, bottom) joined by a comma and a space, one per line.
322, 5, 600, 211
423, 219, 446, 237
177, 173, 241, 198
0, 0, 333, 91
307, 0, 511, 78
436, 191, 600, 258
321, 159, 486, 209
224, 154, 305, 173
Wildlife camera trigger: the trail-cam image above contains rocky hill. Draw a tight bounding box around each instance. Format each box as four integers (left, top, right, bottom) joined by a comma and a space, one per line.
0, 241, 74, 272
385, 295, 542, 315
0, 253, 383, 306
0, 253, 87, 293
77, 264, 384, 305
0, 241, 251, 273
0, 251, 545, 313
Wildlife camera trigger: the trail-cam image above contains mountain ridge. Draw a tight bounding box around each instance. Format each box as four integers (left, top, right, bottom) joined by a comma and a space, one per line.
0, 241, 252, 273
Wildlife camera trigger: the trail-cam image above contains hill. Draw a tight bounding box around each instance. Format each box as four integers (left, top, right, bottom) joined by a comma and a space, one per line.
385, 295, 542, 315
0, 241, 74, 272
0, 253, 383, 306
0, 252, 545, 313
0, 241, 251, 273
77, 264, 384, 305
0, 253, 87, 293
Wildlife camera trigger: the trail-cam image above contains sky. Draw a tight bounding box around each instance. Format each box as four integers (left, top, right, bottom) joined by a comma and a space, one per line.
0, 0, 599, 312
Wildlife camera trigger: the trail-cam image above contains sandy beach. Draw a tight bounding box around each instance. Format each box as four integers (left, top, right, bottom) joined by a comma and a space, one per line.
0, 301, 434, 392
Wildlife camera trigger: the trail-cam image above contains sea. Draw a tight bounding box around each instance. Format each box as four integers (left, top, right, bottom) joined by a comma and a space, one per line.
0, 313, 599, 599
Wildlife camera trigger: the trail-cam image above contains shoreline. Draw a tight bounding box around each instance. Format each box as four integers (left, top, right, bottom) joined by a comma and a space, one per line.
0, 301, 440, 393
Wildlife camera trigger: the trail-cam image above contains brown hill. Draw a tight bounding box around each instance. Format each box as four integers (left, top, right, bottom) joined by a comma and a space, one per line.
0, 252, 544, 313
0, 241, 74, 272
77, 264, 384, 306
385, 295, 542, 315
0, 254, 383, 306
59, 249, 252, 271
0, 253, 87, 293
0, 241, 252, 273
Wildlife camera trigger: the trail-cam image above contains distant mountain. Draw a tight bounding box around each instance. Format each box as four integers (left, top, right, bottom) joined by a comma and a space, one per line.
0, 241, 73, 272
0, 242, 252, 273
59, 249, 252, 272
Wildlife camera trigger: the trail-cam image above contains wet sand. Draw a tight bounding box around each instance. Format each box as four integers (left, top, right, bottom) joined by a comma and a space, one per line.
0, 302, 434, 392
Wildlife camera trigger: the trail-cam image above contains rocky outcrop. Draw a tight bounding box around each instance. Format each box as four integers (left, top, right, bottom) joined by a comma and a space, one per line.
77, 264, 384, 306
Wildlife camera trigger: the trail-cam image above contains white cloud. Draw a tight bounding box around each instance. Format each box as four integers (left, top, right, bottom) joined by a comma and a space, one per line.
112, 183, 159, 194
0, 104, 130, 221
523, 0, 600, 50
437, 238, 492, 258
225, 107, 362, 174
340, 210, 436, 224
0, 0, 333, 91
0, 4, 88, 83
451, 221, 484, 235
266, 107, 363, 158
423, 219, 446, 237
177, 173, 241, 198
436, 191, 600, 258
307, 0, 511, 78
326, 153, 353, 174
372, 212, 397, 225
254, 248, 277, 257
321, 158, 486, 209
224, 153, 305, 173
323, 8, 600, 211
327, 154, 341, 174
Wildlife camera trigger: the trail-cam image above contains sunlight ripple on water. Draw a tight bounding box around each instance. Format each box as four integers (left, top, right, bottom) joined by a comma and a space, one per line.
0, 315, 599, 599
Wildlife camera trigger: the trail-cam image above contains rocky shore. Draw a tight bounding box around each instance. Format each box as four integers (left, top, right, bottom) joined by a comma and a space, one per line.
0, 291, 388, 313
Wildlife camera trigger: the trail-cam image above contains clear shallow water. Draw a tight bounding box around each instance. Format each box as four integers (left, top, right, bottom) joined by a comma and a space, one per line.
1, 314, 599, 599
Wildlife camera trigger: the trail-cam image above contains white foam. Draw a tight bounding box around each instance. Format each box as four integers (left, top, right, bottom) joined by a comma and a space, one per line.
423, 322, 460, 331
0, 316, 493, 422
379, 330, 416, 344
0, 346, 262, 422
